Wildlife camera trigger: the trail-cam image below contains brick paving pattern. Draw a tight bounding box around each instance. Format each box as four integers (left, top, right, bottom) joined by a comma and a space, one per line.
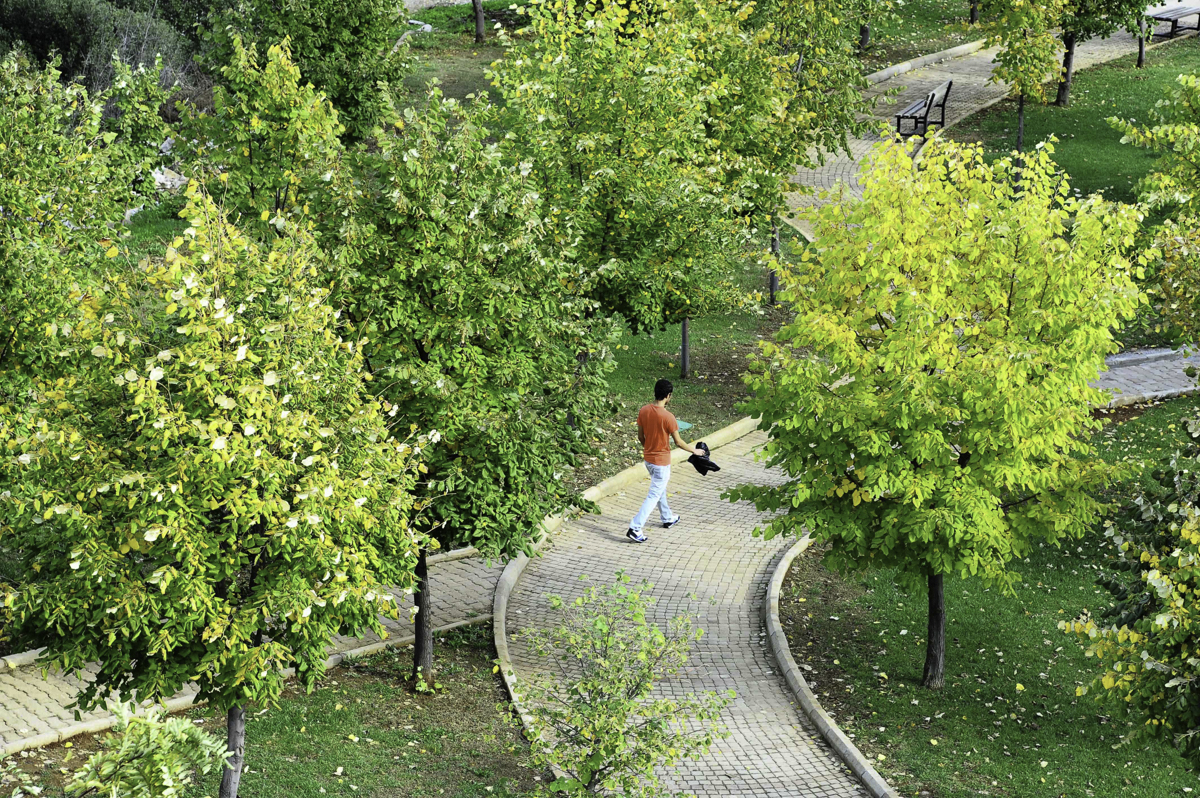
0, 554, 502, 753
506, 431, 869, 798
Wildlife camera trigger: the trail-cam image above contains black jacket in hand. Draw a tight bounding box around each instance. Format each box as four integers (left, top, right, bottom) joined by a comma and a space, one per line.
688, 441, 721, 475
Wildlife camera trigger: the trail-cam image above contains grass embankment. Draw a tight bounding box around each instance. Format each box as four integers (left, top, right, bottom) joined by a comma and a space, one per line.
859, 0, 975, 73
11, 627, 543, 797
779, 397, 1200, 798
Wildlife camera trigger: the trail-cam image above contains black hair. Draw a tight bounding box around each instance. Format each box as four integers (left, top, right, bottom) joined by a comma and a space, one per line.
654, 379, 673, 401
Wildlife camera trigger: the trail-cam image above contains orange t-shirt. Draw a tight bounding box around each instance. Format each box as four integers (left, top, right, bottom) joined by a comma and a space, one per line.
638, 403, 678, 466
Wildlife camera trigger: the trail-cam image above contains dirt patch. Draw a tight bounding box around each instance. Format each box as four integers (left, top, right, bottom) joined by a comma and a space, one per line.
1091, 403, 1147, 425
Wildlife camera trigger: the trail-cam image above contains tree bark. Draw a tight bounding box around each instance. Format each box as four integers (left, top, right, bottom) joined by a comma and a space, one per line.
472, 0, 486, 43
1137, 18, 1147, 68
859, 23, 870, 53
922, 573, 946, 690
680, 318, 690, 380
1016, 92, 1026, 152
411, 546, 434, 688
969, 0, 979, 24
218, 705, 246, 798
769, 222, 781, 306
1054, 31, 1076, 106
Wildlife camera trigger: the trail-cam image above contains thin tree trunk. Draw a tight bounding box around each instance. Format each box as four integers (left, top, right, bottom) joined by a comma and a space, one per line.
922, 573, 946, 689
1055, 32, 1076, 106
218, 705, 246, 798
859, 23, 870, 52
411, 546, 434, 688
769, 223, 781, 306
1138, 18, 1147, 68
969, 0, 979, 24
472, 0, 485, 43
1016, 92, 1026, 152
680, 318, 690, 380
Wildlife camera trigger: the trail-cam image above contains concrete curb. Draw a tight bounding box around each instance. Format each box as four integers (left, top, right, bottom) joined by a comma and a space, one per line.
493, 415, 760, 760
865, 39, 987, 85
765, 539, 900, 798
1107, 386, 1200, 408
1106, 347, 1194, 369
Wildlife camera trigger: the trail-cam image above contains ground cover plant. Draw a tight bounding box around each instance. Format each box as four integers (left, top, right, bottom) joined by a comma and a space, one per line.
1, 626, 544, 798
947, 37, 1200, 205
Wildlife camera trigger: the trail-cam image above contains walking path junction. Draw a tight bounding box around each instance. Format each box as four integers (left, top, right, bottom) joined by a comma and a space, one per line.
5, 10, 1200, 798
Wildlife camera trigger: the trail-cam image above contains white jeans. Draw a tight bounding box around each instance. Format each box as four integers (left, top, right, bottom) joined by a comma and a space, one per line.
629, 462, 674, 532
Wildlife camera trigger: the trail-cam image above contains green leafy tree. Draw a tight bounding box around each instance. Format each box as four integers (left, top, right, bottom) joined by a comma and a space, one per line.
490, 0, 752, 371
1055, 0, 1147, 105
510, 573, 731, 796
726, 137, 1145, 689
326, 89, 618, 686
1064, 453, 1200, 766
985, 0, 1065, 150
0, 51, 161, 395
183, 36, 344, 227
0, 187, 430, 798
1112, 70, 1200, 215
205, 0, 408, 140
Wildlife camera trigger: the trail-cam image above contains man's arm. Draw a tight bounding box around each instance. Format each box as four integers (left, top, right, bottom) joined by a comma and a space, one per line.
638, 426, 646, 446
671, 429, 701, 455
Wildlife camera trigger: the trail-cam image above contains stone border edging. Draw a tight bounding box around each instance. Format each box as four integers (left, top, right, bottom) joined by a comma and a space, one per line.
865, 39, 987, 85
493, 414, 761, 769
766, 539, 900, 798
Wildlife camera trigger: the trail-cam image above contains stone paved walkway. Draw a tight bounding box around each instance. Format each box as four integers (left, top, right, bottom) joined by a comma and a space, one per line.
505, 431, 869, 798
787, 4, 1190, 225
0, 553, 503, 755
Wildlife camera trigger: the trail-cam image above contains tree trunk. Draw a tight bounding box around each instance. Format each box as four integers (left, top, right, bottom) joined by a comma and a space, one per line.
1138, 18, 1147, 68
680, 318, 690, 380
859, 23, 870, 53
969, 0, 979, 24
1054, 32, 1076, 106
411, 546, 434, 688
922, 573, 946, 690
472, 0, 486, 43
218, 705, 246, 798
1016, 92, 1026, 152
769, 223, 781, 306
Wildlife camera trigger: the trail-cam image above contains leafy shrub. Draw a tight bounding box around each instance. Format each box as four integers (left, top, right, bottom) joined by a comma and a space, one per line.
509, 573, 730, 797
206, 0, 408, 140
1065, 452, 1200, 767
0, 0, 195, 93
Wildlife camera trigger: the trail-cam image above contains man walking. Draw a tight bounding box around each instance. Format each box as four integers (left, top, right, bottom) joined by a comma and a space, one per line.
627, 379, 703, 543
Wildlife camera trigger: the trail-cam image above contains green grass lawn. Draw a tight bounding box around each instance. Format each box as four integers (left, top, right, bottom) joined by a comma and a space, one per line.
12, 627, 543, 797
947, 37, 1200, 206
860, 0, 976, 73
780, 396, 1200, 798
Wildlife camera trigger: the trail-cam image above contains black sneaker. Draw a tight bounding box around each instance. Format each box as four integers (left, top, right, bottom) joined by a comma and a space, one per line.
626, 528, 647, 543
662, 515, 681, 529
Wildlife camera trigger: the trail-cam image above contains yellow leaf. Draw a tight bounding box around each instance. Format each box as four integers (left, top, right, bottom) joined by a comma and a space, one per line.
106, 246, 119, 258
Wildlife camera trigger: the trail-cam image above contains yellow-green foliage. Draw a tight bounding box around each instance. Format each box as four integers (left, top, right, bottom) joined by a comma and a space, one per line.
0, 186, 430, 713
729, 137, 1145, 664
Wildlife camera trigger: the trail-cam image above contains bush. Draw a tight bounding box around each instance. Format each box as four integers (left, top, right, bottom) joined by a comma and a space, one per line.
509, 574, 730, 796
0, 0, 196, 93
1065, 451, 1200, 767
206, 0, 408, 140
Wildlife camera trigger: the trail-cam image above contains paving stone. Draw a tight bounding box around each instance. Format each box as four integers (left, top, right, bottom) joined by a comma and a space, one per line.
0, 554, 504, 752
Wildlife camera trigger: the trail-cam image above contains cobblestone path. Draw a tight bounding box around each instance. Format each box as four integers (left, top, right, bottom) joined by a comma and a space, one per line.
787, 5, 1190, 226
0, 553, 503, 755
505, 431, 870, 798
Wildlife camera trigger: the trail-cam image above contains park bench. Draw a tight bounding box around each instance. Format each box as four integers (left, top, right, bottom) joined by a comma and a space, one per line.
1147, 6, 1200, 37
895, 80, 952, 138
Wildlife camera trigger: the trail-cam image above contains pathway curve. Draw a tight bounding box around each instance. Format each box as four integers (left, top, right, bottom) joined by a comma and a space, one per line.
505, 431, 869, 798
0, 553, 503, 755
787, 5, 1190, 222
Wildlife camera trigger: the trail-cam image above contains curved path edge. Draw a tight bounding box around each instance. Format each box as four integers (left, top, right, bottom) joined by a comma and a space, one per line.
493, 415, 762, 767
765, 539, 900, 798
